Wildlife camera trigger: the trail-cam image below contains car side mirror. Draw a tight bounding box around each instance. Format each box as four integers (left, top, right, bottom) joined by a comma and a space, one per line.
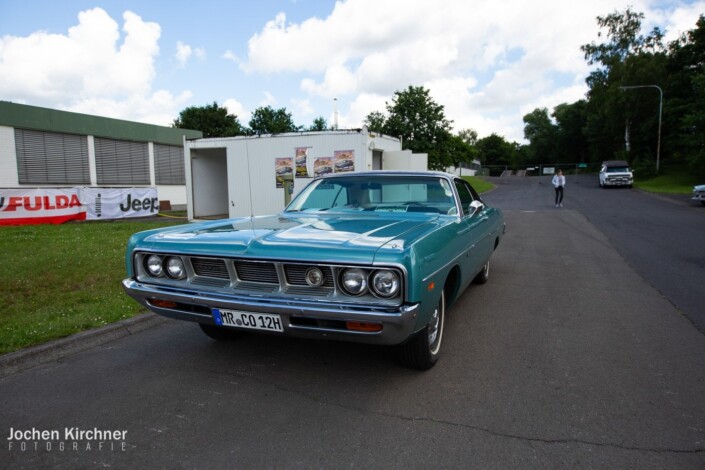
468, 200, 484, 217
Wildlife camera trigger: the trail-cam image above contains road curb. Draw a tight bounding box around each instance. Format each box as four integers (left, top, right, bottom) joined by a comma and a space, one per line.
0, 313, 168, 379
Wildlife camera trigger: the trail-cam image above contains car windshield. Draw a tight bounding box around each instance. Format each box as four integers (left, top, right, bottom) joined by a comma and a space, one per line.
606, 167, 630, 173
286, 175, 457, 215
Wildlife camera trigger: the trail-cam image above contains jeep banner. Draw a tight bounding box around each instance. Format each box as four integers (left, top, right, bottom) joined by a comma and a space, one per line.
83, 188, 159, 220
0, 187, 159, 225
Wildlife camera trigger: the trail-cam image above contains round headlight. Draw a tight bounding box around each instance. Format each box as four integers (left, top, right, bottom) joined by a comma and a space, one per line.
305, 267, 324, 287
341, 268, 368, 296
146, 255, 163, 277
371, 270, 400, 298
165, 257, 186, 279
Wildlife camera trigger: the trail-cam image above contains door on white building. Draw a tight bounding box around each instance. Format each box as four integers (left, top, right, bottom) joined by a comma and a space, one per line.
191, 148, 228, 219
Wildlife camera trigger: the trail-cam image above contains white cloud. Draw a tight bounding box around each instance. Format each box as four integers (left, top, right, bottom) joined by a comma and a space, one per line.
222, 50, 240, 63
337, 93, 388, 130
175, 41, 192, 66
259, 91, 278, 107
175, 41, 206, 67
657, 1, 705, 43
0, 7, 190, 125
291, 98, 314, 118
64, 89, 193, 126
244, 0, 698, 141
223, 98, 250, 124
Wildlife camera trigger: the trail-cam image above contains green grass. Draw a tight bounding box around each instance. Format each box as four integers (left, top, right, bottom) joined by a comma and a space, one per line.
634, 166, 702, 194
0, 220, 182, 354
463, 175, 495, 194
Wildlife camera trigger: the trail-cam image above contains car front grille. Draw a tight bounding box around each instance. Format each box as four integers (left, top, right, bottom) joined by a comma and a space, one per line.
191, 257, 229, 279
234, 260, 278, 284
135, 253, 403, 305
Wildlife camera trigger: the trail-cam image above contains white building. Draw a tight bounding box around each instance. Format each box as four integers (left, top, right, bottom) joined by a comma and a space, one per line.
186, 129, 427, 220
0, 101, 202, 210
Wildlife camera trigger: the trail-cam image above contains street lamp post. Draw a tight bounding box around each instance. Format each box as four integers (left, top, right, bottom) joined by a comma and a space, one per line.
620, 85, 663, 173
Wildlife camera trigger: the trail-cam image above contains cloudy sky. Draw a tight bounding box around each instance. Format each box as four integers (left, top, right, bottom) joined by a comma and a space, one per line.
1, 0, 703, 142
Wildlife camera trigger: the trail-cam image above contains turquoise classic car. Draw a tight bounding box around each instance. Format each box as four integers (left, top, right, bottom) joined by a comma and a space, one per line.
122, 171, 505, 369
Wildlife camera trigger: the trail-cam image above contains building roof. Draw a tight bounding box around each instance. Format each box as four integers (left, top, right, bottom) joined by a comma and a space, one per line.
0, 101, 202, 146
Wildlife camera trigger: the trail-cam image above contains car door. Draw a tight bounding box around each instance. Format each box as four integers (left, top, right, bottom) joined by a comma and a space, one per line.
454, 179, 491, 283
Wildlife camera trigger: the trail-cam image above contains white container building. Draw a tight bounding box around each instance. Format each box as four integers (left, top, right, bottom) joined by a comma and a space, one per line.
185, 129, 427, 220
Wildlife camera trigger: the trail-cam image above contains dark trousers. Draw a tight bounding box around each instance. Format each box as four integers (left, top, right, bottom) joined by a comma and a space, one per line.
555, 186, 564, 204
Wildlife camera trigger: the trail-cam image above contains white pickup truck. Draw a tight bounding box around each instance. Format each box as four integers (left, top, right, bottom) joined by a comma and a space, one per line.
599, 160, 633, 188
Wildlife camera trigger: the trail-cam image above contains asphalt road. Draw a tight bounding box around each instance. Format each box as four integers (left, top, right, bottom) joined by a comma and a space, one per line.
484, 174, 705, 333
2, 177, 704, 468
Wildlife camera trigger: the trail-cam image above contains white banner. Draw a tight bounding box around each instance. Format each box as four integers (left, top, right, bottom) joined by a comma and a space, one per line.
0, 188, 86, 225
0, 187, 159, 225
83, 188, 159, 220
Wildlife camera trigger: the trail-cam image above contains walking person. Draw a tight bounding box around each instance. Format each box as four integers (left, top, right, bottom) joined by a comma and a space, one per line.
552, 169, 565, 207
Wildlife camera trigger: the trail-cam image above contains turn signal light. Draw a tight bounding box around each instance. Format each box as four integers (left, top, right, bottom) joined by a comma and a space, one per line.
150, 299, 178, 309
346, 321, 383, 332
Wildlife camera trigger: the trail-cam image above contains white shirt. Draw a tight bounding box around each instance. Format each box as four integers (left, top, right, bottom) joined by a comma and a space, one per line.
552, 174, 565, 188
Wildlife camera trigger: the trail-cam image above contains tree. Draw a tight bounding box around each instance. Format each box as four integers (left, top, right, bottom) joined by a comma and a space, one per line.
457, 128, 478, 146
309, 116, 328, 131
476, 134, 515, 170
363, 111, 386, 133
581, 8, 664, 69
667, 15, 705, 175
580, 8, 667, 166
249, 106, 299, 134
172, 102, 245, 138
523, 108, 557, 164
552, 101, 589, 164
364, 85, 453, 170
438, 133, 478, 169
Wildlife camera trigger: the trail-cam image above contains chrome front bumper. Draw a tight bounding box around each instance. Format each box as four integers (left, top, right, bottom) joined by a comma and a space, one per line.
604, 179, 632, 186
122, 278, 420, 345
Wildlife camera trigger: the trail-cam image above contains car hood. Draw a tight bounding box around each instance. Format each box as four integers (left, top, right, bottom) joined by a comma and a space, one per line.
132, 213, 440, 264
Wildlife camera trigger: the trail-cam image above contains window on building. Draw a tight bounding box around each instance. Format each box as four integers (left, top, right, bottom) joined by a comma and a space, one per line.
15, 129, 90, 184
154, 144, 185, 185
94, 137, 150, 185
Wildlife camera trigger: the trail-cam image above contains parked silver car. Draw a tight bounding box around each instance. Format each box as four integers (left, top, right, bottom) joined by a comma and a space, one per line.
693, 184, 705, 206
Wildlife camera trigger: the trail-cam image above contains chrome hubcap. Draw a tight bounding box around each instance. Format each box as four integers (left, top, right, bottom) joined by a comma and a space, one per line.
427, 292, 444, 355
428, 307, 440, 346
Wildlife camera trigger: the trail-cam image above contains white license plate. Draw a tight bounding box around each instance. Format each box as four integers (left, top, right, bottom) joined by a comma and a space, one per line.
212, 309, 283, 332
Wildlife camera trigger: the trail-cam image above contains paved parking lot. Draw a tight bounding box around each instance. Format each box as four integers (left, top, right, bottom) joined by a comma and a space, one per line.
2, 176, 704, 468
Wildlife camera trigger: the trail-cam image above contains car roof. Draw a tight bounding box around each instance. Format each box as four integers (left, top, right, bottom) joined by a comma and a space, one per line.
316, 170, 455, 179
602, 160, 630, 167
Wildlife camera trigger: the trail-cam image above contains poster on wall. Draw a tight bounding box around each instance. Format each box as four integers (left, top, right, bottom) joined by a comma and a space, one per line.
314, 157, 334, 177
83, 188, 159, 220
0, 188, 85, 225
334, 150, 355, 173
295, 147, 311, 178
275, 157, 293, 188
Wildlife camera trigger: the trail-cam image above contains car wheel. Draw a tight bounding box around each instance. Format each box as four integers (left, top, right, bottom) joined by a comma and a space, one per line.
199, 323, 242, 341
701, 201, 705, 206
397, 290, 445, 370
473, 259, 490, 284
